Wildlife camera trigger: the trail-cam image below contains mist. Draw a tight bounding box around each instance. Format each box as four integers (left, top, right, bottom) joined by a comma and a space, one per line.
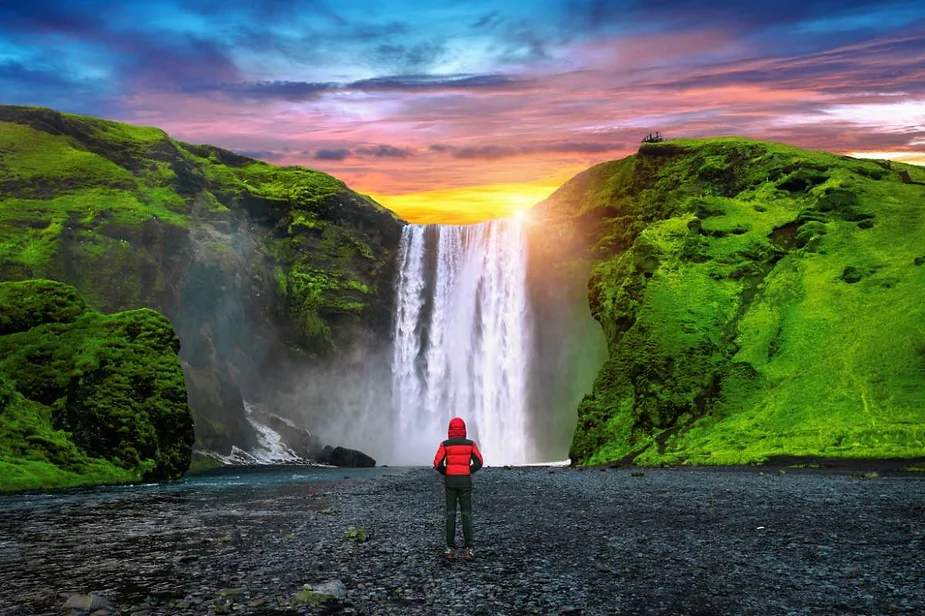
176, 208, 607, 468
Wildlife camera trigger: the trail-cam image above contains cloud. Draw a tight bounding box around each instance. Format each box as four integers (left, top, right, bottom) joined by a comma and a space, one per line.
348, 73, 525, 91
471, 11, 502, 29
644, 33, 925, 97
441, 141, 625, 160
355, 145, 415, 158
314, 148, 351, 161
369, 41, 447, 71
2, 0, 924, 209
451, 145, 519, 160
193, 80, 336, 101
0, 2, 243, 92
234, 149, 290, 161
561, 0, 925, 36
185, 72, 526, 102
0, 60, 80, 90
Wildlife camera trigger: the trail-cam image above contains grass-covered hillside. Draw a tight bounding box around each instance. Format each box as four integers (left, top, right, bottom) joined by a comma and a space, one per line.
0, 279, 194, 492
535, 138, 925, 465
0, 106, 405, 454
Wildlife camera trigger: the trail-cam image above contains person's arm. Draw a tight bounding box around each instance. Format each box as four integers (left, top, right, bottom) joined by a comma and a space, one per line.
470, 441, 484, 473
433, 442, 447, 475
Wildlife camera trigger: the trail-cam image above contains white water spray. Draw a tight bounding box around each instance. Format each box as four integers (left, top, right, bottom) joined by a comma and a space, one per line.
391, 219, 533, 465
206, 402, 306, 465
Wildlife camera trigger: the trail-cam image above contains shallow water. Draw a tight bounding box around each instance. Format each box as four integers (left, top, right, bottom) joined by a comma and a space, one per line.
0, 466, 403, 609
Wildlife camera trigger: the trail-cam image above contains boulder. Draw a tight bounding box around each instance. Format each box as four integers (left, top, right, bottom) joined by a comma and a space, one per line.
0, 280, 195, 489
292, 580, 346, 604
63, 594, 112, 611
325, 446, 376, 468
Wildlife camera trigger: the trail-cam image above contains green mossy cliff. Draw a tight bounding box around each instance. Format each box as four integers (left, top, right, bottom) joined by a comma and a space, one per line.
535, 138, 925, 465
0, 106, 404, 454
0, 279, 194, 492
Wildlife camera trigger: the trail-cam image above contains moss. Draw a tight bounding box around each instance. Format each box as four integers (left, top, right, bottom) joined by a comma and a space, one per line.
185, 452, 225, 475
0, 105, 405, 462
0, 279, 87, 334
0, 122, 136, 197
564, 138, 925, 465
59, 111, 168, 144
344, 526, 370, 542
0, 280, 194, 491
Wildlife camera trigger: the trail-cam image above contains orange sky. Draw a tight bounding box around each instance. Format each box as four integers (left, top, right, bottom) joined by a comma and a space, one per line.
369, 169, 583, 224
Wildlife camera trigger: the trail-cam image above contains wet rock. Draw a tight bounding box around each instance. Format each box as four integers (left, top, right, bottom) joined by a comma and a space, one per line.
249, 407, 326, 460
313, 580, 347, 600
63, 594, 112, 611
292, 579, 346, 604
325, 446, 376, 467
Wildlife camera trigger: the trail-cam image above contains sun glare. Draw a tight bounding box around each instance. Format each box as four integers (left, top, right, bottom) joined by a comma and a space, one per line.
369, 180, 560, 224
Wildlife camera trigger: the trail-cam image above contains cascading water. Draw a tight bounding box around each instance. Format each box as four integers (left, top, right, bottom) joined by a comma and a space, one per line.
391, 218, 533, 465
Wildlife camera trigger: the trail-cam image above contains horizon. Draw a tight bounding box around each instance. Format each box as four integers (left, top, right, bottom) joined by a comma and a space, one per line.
1, 0, 923, 223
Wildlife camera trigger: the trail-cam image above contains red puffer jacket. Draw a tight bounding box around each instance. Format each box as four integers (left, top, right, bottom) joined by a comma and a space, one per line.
433, 417, 483, 476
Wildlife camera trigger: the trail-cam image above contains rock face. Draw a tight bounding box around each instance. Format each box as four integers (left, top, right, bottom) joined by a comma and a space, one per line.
0, 279, 195, 491
248, 406, 326, 460
535, 138, 925, 465
0, 105, 405, 457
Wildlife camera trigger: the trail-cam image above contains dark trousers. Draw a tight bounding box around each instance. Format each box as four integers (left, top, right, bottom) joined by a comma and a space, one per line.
444, 479, 473, 547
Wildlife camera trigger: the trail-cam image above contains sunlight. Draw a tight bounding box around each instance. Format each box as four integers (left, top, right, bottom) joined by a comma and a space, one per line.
369, 180, 561, 224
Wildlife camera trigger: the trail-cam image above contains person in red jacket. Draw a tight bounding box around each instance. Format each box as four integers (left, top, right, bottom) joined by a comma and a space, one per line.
433, 416, 483, 561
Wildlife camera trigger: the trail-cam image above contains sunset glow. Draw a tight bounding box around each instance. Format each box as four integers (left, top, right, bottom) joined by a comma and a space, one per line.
371, 178, 569, 225
2, 1, 924, 222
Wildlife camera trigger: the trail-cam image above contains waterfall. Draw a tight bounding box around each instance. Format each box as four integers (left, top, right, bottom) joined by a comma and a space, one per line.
391, 218, 533, 465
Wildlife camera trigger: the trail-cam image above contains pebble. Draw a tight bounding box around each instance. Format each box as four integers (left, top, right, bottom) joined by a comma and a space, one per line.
0, 468, 922, 615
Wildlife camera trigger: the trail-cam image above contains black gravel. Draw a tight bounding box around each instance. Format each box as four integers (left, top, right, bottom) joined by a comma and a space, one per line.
0, 465, 923, 616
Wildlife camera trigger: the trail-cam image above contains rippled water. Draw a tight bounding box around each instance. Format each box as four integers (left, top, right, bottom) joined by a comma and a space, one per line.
0, 466, 401, 609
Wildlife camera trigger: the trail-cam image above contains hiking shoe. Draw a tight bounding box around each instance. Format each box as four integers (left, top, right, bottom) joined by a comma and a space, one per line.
463, 547, 473, 561
444, 547, 455, 561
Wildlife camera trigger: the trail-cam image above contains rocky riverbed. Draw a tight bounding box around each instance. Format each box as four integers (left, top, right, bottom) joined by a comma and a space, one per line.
0, 464, 923, 616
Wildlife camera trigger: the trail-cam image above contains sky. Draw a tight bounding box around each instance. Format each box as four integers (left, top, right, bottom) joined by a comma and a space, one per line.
1, 0, 924, 223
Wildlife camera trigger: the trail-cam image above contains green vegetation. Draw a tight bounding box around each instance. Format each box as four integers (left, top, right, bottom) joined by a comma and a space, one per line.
185, 452, 225, 475
0, 105, 405, 459
0, 279, 194, 492
0, 105, 403, 353
344, 526, 370, 542
550, 138, 925, 465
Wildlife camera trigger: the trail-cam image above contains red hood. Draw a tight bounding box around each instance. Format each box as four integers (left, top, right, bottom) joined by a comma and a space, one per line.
448, 417, 467, 438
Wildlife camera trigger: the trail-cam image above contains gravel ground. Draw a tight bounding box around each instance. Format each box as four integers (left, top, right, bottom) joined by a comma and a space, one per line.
0, 465, 923, 616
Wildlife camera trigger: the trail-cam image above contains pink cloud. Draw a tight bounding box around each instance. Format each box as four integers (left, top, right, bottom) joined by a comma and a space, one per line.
101, 27, 925, 201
